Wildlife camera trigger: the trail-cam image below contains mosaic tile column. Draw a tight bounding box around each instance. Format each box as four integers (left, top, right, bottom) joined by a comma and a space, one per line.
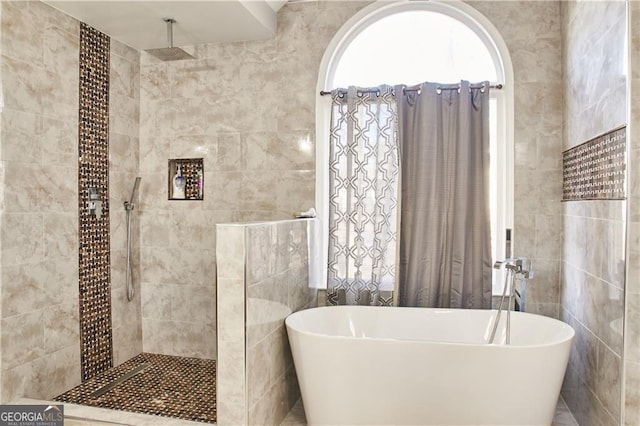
78, 23, 113, 381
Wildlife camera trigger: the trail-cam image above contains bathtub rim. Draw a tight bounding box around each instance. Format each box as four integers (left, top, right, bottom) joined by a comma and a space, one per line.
285, 305, 575, 349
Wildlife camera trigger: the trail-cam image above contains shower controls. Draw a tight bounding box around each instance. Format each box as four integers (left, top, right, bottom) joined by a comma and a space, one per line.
88, 188, 103, 219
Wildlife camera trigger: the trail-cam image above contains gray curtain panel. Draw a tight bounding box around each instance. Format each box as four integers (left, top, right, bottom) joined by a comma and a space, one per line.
396, 81, 492, 308
327, 86, 399, 306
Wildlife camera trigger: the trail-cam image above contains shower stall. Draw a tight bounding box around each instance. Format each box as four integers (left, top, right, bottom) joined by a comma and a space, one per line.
0, 1, 311, 424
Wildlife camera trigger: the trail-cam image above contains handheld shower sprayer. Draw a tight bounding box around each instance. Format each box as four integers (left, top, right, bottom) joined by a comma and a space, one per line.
125, 177, 141, 301
125, 177, 142, 211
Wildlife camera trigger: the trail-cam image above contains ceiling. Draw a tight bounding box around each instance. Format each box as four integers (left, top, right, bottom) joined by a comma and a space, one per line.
44, 1, 289, 50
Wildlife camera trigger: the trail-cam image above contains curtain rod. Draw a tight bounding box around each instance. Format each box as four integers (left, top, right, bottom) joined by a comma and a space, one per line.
319, 83, 503, 96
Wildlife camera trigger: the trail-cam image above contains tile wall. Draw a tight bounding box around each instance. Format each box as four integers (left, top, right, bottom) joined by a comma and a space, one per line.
0, 1, 81, 401
108, 30, 142, 367
560, 1, 627, 424
1, 1, 631, 421
216, 219, 315, 426
0, 0, 141, 401
625, 2, 640, 424
470, 1, 564, 318
136, 2, 341, 357
137, 0, 564, 331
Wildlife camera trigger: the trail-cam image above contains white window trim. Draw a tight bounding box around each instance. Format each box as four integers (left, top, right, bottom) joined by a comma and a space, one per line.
313, 0, 514, 295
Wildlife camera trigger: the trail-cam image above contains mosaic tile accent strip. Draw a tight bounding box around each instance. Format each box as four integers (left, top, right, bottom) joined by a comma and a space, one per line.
78, 22, 113, 381
562, 126, 626, 201
54, 353, 216, 424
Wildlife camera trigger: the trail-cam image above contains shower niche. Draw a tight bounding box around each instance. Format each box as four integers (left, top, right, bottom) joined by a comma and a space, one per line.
168, 158, 204, 200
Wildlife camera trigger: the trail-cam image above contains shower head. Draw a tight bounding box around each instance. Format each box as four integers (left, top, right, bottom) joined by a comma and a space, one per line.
145, 18, 195, 61
128, 177, 142, 207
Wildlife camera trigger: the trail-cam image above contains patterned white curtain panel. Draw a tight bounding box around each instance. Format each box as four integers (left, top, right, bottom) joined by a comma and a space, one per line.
327, 86, 399, 306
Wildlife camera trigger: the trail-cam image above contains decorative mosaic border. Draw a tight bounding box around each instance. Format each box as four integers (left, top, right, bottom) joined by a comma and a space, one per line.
562, 126, 626, 201
78, 23, 113, 381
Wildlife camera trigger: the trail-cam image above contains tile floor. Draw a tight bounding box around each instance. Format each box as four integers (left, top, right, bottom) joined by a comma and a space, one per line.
27, 395, 578, 425
54, 353, 216, 424
280, 397, 579, 426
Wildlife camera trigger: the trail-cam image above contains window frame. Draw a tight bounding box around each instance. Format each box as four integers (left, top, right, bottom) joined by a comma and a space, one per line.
313, 0, 514, 295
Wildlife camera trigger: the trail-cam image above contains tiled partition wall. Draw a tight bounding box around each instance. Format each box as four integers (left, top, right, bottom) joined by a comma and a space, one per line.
216, 219, 316, 426
560, 1, 627, 424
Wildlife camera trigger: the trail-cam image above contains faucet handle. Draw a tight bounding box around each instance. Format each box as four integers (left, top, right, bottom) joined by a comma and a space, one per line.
515, 258, 534, 279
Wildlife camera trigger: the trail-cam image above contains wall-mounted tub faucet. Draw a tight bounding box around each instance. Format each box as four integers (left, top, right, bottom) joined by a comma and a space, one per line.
493, 257, 534, 279
489, 257, 534, 345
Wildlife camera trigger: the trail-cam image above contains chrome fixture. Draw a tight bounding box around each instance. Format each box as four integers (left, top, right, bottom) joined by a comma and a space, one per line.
145, 18, 195, 61
124, 177, 141, 301
88, 187, 103, 219
488, 257, 534, 345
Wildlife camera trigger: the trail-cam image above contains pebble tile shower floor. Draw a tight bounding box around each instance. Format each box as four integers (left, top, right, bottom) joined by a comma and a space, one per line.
54, 353, 216, 424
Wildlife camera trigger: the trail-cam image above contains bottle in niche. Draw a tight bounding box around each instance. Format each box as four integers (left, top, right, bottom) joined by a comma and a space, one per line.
197, 169, 203, 199
173, 165, 186, 199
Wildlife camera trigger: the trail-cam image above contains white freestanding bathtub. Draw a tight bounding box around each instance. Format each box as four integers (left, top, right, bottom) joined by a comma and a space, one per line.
285, 306, 574, 425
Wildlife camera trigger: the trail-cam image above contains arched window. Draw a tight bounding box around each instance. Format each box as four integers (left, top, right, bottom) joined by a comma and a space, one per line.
314, 1, 514, 295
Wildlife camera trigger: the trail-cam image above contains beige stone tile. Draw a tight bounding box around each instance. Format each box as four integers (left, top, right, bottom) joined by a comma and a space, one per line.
43, 23, 79, 75
2, 213, 43, 264
1, 109, 40, 163
40, 165, 77, 213
141, 319, 214, 358
1, 259, 76, 318
242, 131, 315, 172
596, 342, 622, 423
44, 213, 78, 260
470, 1, 561, 44
140, 246, 207, 286
241, 171, 280, 212
216, 278, 246, 342
171, 284, 215, 324
535, 214, 562, 260
510, 37, 562, 84
626, 361, 640, 426
1, 1, 45, 66
2, 163, 43, 213
43, 302, 79, 353
275, 171, 315, 219
39, 116, 77, 166
169, 210, 216, 251
247, 335, 271, 408
109, 134, 139, 173
140, 210, 170, 248
141, 282, 172, 321
203, 171, 243, 211
2, 311, 45, 370
112, 324, 142, 367
216, 226, 246, 280
140, 63, 171, 102
27, 345, 81, 399
246, 225, 275, 285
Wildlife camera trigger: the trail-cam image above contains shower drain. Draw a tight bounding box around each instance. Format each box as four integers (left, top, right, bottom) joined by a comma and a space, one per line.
90, 363, 152, 398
